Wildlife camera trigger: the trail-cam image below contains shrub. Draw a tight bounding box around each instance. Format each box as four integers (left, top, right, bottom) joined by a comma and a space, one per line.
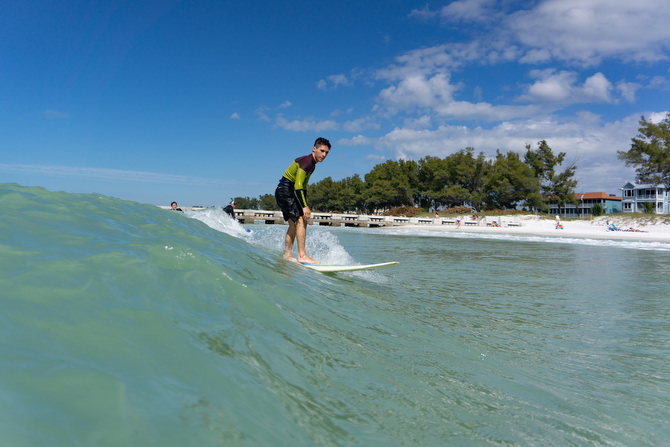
590, 203, 604, 217
385, 206, 425, 217
442, 206, 473, 215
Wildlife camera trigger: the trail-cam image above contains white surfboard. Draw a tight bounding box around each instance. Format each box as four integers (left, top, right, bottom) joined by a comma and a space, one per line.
301, 261, 399, 273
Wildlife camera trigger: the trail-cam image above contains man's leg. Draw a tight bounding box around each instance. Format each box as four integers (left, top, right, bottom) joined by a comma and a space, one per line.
296, 216, 317, 264
283, 219, 297, 261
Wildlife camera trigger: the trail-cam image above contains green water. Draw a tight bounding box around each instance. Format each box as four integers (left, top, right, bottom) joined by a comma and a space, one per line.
1, 184, 669, 446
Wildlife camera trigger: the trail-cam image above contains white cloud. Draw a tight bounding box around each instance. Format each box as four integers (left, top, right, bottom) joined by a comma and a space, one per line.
342, 117, 380, 133
275, 114, 339, 132
508, 0, 670, 65
376, 73, 458, 115
524, 70, 577, 102
438, 0, 498, 23
317, 74, 353, 90
580, 73, 613, 102
412, 0, 670, 66
328, 74, 351, 88
521, 70, 614, 103
277, 101, 292, 109
616, 81, 640, 102
408, 5, 437, 20
255, 105, 271, 122
230, 112, 240, 119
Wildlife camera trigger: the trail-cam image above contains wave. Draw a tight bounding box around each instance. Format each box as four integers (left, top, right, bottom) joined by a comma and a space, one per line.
2, 183, 668, 446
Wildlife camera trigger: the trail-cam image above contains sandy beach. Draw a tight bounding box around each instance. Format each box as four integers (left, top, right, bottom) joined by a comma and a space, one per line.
391, 215, 670, 243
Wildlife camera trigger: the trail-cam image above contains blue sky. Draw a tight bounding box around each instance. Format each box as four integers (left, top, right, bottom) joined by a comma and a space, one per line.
2, 0, 670, 206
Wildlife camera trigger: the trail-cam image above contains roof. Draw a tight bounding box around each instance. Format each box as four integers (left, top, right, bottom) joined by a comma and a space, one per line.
622, 182, 667, 189
573, 192, 621, 201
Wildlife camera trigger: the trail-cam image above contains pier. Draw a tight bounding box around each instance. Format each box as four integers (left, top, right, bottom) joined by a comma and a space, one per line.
234, 210, 393, 227
231, 209, 522, 228
159, 206, 523, 228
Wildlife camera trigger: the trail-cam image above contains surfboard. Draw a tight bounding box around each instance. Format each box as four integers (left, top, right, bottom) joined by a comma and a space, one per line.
301, 261, 399, 273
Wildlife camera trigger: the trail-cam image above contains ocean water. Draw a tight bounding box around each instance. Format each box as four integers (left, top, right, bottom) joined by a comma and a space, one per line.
1, 183, 669, 447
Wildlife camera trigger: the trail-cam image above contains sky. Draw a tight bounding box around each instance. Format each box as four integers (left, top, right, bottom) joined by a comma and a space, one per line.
2, 0, 670, 206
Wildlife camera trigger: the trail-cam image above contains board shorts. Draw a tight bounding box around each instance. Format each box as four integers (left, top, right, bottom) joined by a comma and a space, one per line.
275, 177, 303, 223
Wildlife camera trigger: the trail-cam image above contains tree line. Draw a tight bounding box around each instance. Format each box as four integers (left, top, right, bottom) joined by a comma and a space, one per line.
232, 114, 670, 215
235, 140, 578, 214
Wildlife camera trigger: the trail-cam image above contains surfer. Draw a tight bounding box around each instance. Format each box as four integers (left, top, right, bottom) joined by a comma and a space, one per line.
275, 137, 331, 264
170, 201, 183, 212
223, 199, 236, 220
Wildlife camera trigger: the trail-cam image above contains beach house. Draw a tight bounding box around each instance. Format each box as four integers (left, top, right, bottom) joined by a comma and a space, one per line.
548, 192, 622, 218
621, 182, 670, 214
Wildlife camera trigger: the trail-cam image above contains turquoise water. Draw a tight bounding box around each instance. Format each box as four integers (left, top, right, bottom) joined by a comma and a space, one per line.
1, 183, 669, 446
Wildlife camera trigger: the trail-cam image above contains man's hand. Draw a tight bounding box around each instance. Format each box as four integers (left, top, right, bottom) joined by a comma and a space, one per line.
303, 206, 311, 219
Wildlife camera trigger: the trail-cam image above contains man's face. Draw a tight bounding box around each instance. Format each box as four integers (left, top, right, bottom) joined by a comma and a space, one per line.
312, 144, 330, 163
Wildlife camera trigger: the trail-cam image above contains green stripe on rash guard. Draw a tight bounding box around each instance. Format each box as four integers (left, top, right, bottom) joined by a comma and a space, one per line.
282, 154, 316, 208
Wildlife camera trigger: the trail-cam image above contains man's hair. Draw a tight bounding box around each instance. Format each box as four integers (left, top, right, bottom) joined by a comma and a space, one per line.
314, 137, 331, 149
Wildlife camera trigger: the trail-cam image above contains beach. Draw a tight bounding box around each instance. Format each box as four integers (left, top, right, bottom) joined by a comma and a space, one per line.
393, 215, 670, 243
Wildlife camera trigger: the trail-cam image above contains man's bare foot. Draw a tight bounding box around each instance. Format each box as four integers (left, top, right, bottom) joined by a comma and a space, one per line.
298, 255, 318, 264
283, 255, 297, 262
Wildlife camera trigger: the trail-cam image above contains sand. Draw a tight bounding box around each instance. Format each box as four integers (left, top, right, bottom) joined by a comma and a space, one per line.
390, 215, 670, 243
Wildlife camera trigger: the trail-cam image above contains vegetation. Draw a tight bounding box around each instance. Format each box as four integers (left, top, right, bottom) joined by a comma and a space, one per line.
590, 203, 604, 217
232, 194, 279, 211
306, 141, 577, 214
617, 113, 670, 189
234, 140, 579, 213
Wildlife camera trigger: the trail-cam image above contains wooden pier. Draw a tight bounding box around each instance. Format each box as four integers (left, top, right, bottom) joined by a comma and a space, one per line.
159, 206, 524, 228
234, 210, 394, 227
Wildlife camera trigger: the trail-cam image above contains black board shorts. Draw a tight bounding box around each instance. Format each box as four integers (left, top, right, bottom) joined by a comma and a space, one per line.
275, 177, 303, 223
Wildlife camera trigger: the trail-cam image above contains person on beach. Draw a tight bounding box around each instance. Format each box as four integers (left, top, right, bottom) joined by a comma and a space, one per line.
275, 137, 331, 264
170, 201, 183, 212
223, 199, 236, 220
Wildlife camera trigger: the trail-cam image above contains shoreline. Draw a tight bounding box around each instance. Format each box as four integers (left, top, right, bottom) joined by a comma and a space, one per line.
383, 216, 670, 243
168, 206, 670, 243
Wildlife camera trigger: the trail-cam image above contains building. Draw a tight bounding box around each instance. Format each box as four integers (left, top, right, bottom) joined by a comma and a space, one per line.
548, 192, 622, 218
620, 182, 670, 214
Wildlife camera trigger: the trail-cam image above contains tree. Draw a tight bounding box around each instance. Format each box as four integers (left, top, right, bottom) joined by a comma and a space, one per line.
617, 114, 670, 188
417, 156, 450, 210
486, 150, 536, 209
590, 203, 604, 217
339, 174, 365, 212
364, 159, 419, 211
445, 148, 490, 211
234, 196, 260, 210
524, 140, 578, 214
258, 194, 279, 211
